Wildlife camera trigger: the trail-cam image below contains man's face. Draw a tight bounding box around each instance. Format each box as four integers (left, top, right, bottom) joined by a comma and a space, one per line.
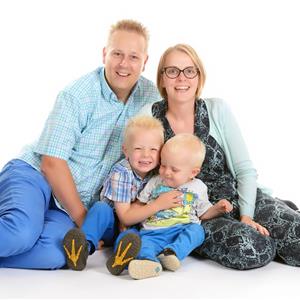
103, 30, 148, 102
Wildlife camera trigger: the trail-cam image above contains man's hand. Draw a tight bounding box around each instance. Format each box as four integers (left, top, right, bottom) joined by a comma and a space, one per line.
118, 222, 128, 232
97, 240, 105, 250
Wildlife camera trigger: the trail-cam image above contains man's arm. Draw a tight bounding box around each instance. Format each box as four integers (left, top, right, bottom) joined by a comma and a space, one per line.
41, 155, 86, 227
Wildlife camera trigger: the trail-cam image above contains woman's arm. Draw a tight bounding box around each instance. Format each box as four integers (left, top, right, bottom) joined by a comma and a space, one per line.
214, 100, 269, 235
216, 99, 257, 218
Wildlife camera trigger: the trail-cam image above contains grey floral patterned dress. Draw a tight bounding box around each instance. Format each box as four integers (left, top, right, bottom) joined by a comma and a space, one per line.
152, 99, 300, 269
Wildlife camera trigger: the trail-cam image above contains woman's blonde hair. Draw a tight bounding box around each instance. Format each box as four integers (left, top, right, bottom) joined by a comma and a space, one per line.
107, 19, 149, 52
156, 44, 206, 99
123, 115, 164, 146
163, 133, 206, 168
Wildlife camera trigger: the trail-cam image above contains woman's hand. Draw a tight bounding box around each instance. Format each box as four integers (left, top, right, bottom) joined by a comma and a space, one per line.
240, 215, 270, 236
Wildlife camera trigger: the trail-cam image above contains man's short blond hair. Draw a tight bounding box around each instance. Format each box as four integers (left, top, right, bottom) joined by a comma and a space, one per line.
124, 115, 164, 146
164, 133, 206, 168
107, 19, 149, 52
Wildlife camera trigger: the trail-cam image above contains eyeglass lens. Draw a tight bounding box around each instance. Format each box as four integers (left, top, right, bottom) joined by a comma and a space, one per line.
164, 66, 198, 79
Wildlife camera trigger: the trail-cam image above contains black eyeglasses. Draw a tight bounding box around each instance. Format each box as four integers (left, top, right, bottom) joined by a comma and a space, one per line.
162, 66, 199, 79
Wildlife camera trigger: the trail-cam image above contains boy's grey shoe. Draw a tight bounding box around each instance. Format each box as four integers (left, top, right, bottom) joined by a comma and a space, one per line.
63, 228, 89, 271
128, 259, 162, 280
158, 248, 181, 271
106, 232, 141, 275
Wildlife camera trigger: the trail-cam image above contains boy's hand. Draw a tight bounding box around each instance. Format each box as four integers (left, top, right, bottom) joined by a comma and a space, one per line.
154, 190, 183, 211
215, 199, 233, 213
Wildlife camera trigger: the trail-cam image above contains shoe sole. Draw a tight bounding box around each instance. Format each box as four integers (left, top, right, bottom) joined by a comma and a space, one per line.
128, 260, 162, 280
158, 253, 181, 271
63, 228, 88, 271
106, 233, 141, 275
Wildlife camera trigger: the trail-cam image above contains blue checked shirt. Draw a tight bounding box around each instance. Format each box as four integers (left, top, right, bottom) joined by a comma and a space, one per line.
101, 158, 150, 207
18, 67, 160, 209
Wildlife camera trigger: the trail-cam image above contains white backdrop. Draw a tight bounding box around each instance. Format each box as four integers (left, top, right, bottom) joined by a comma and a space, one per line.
0, 0, 299, 204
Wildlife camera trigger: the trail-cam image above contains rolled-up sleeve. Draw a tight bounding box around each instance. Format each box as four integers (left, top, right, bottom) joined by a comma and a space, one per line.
34, 91, 82, 160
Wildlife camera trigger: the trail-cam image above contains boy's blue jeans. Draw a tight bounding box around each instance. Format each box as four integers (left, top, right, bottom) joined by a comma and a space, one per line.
81, 201, 117, 252
137, 224, 205, 262
114, 224, 205, 262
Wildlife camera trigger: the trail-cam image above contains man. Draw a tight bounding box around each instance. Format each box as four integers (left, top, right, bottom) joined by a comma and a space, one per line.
0, 19, 159, 269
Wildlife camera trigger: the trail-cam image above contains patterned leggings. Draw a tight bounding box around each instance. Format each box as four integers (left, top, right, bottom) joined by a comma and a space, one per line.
194, 189, 300, 269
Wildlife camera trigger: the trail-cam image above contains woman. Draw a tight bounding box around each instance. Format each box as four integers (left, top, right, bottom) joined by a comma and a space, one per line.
150, 44, 300, 269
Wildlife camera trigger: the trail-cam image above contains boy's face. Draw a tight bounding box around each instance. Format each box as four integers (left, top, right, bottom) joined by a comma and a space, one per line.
159, 146, 200, 188
123, 128, 162, 178
103, 30, 148, 101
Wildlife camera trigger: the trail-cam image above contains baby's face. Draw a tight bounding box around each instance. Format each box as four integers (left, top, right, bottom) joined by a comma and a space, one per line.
123, 128, 162, 178
159, 146, 199, 188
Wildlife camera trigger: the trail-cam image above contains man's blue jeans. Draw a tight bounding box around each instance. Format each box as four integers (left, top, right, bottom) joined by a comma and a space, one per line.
0, 159, 74, 269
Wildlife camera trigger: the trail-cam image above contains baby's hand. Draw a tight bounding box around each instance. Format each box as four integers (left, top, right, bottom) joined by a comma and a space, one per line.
216, 199, 233, 213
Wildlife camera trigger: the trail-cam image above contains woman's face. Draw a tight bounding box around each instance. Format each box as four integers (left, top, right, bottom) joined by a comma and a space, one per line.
161, 50, 199, 104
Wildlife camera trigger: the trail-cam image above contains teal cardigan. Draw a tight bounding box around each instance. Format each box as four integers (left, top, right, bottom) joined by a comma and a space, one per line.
140, 97, 266, 218
204, 98, 257, 217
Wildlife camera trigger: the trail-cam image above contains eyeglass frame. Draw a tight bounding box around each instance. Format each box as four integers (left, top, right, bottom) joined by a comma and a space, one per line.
161, 66, 200, 79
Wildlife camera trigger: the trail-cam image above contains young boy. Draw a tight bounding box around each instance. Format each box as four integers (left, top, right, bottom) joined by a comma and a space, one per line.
122, 133, 233, 279
62, 116, 182, 270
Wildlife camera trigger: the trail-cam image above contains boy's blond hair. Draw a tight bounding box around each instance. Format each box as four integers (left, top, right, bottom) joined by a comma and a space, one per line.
107, 19, 149, 52
163, 133, 206, 168
124, 115, 164, 146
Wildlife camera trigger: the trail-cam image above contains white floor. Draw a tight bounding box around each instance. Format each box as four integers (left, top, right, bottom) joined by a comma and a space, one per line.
1, 247, 299, 300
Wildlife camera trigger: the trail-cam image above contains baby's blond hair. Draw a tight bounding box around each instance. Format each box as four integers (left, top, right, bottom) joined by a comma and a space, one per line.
163, 133, 206, 168
124, 115, 164, 146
